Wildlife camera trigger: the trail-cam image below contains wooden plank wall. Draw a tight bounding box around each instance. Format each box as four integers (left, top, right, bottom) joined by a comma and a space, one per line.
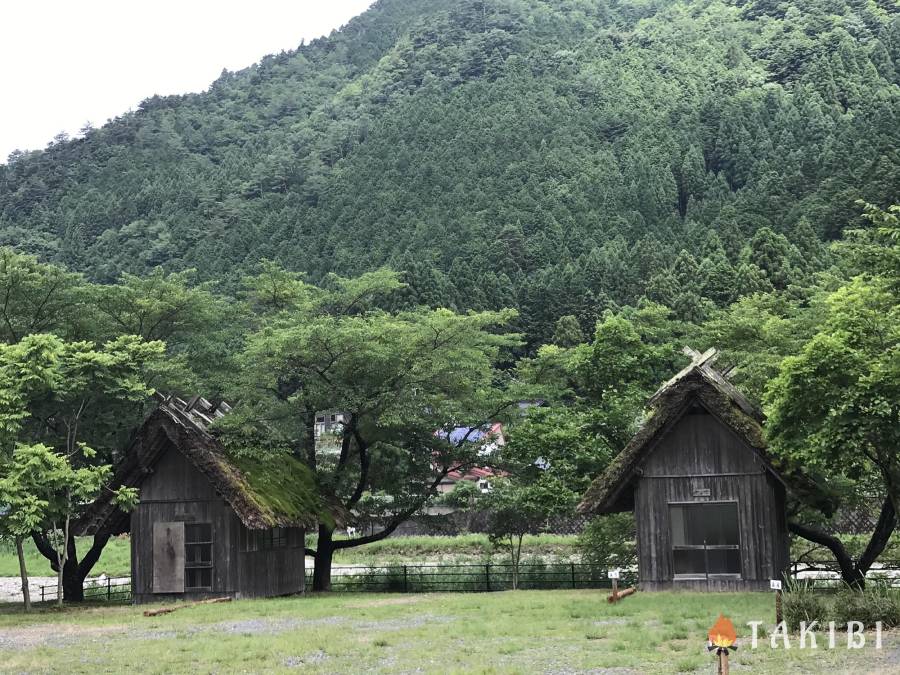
234, 520, 305, 598
131, 445, 305, 603
132, 448, 234, 603
634, 406, 789, 590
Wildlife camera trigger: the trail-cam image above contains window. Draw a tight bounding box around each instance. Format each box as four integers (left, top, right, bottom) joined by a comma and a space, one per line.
184, 523, 213, 590
669, 502, 740, 577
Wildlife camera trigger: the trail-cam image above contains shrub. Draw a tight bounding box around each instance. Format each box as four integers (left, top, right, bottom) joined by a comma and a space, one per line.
784, 579, 900, 630
577, 513, 637, 572
831, 583, 900, 629
437, 479, 479, 508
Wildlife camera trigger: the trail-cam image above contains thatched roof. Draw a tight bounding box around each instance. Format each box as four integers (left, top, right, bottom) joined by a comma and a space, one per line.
578, 347, 782, 515
78, 395, 334, 535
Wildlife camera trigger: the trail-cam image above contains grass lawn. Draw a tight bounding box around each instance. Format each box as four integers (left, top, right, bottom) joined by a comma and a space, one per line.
0, 590, 896, 674
329, 533, 579, 564
0, 537, 132, 577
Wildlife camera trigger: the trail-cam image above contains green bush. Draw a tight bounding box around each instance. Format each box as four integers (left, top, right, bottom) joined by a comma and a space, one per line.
831, 583, 900, 629
783, 580, 900, 630
577, 513, 637, 572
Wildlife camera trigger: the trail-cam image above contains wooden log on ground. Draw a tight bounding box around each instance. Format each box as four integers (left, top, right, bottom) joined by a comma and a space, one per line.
607, 586, 637, 603
143, 596, 232, 617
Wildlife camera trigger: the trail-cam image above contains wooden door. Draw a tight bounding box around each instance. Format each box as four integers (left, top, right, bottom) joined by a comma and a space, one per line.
152, 521, 185, 593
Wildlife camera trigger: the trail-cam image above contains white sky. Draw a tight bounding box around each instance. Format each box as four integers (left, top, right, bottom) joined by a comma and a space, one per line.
0, 1, 374, 160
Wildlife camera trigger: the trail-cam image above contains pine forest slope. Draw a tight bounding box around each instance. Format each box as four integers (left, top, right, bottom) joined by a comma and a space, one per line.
1, 0, 898, 346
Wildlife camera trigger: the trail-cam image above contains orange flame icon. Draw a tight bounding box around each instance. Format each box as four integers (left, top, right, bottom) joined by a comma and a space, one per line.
708, 614, 737, 649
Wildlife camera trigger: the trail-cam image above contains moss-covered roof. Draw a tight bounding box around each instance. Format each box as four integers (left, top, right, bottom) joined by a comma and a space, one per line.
228, 453, 336, 530
577, 348, 780, 515
78, 395, 335, 535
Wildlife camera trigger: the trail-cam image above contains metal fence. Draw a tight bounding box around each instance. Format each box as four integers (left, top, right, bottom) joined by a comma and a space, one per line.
37, 576, 131, 603
789, 560, 900, 589
307, 562, 637, 593
28, 559, 900, 604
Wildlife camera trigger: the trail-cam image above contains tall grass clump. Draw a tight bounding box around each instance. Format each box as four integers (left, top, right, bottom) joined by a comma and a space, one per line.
831, 582, 900, 628
782, 578, 828, 629
784, 579, 900, 629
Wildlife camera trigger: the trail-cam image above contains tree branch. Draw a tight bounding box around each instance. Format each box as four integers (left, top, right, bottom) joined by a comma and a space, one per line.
857, 496, 896, 572
347, 427, 370, 507
77, 531, 112, 579
788, 520, 859, 584
333, 467, 453, 550
30, 531, 60, 572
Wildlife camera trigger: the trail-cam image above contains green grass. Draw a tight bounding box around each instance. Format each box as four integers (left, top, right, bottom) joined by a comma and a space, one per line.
328, 533, 579, 564
0, 591, 896, 673
0, 536, 131, 577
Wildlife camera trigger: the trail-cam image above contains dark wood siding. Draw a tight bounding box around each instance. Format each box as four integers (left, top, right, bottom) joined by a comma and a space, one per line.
234, 521, 306, 598
634, 405, 789, 591
130, 445, 305, 603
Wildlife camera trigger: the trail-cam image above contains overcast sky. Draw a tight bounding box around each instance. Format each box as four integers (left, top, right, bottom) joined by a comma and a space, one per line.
0, 1, 374, 160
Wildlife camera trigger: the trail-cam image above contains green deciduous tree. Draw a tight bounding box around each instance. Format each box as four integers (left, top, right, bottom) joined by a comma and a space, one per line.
764, 204, 900, 587
0, 333, 163, 601
222, 265, 523, 591
483, 479, 546, 590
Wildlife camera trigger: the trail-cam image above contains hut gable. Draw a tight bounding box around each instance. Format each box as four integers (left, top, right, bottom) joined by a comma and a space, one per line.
578, 348, 780, 515
79, 395, 331, 536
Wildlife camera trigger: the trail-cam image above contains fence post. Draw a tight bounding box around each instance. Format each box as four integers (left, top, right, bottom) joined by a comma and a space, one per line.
403, 565, 408, 593
41, 586, 44, 603
107, 577, 111, 601
571, 563, 576, 589
485, 564, 491, 592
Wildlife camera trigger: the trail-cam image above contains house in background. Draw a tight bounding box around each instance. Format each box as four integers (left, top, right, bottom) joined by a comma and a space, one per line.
314, 410, 349, 440
578, 348, 790, 591
438, 466, 505, 496
80, 396, 333, 604
435, 422, 506, 495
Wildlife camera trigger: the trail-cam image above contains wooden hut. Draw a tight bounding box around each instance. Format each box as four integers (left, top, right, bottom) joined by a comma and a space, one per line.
80, 396, 332, 604
578, 348, 790, 591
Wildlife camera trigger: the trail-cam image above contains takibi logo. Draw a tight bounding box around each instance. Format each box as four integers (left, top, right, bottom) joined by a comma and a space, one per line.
747, 619, 883, 650
707, 614, 884, 650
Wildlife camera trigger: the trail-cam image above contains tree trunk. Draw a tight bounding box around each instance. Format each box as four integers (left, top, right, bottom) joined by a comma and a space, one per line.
312, 524, 335, 592
62, 557, 85, 602
55, 514, 72, 608
32, 531, 87, 602
15, 537, 31, 612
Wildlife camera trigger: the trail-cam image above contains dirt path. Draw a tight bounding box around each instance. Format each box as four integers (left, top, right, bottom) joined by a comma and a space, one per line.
0, 622, 127, 650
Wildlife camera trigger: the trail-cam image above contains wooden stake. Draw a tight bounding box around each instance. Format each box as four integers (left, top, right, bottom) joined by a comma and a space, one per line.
717, 649, 729, 675
775, 588, 783, 625
611, 577, 618, 603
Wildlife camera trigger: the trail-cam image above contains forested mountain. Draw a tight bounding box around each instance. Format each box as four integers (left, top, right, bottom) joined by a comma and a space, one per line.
2, 0, 898, 347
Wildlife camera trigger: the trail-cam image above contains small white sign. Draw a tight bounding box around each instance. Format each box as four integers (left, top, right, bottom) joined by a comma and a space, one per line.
770, 579, 782, 590
608, 569, 620, 580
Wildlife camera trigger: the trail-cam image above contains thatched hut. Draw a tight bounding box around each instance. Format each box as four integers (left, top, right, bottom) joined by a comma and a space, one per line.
80, 396, 332, 604
578, 348, 790, 591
